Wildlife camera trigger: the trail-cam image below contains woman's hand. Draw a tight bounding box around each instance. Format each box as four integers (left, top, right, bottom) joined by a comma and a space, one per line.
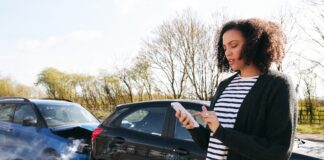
175, 110, 195, 129
193, 106, 220, 133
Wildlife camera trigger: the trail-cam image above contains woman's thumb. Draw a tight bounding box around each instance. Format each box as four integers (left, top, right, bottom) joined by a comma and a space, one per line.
202, 105, 207, 112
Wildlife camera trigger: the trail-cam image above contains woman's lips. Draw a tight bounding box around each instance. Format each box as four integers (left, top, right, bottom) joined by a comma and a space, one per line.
228, 59, 234, 65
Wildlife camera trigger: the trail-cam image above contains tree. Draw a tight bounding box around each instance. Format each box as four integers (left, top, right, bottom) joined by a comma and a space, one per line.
0, 76, 33, 97
141, 9, 221, 100
14, 84, 32, 97
118, 68, 134, 103
0, 77, 15, 96
141, 18, 187, 98
36, 68, 82, 101
272, 8, 298, 72
132, 56, 155, 100
301, 71, 317, 124
102, 74, 126, 109
36, 68, 69, 99
298, 0, 324, 73
77, 75, 101, 110
305, 0, 324, 52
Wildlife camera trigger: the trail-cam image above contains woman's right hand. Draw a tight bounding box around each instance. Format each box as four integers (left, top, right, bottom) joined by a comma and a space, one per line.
175, 110, 195, 129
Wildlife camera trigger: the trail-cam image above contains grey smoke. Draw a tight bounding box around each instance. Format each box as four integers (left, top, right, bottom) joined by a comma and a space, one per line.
0, 137, 85, 160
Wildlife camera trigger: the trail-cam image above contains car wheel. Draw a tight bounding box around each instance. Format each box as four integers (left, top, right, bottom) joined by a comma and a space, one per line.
41, 148, 60, 160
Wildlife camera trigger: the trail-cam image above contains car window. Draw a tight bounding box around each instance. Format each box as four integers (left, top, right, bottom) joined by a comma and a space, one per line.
0, 104, 15, 122
120, 107, 167, 136
37, 103, 98, 127
13, 104, 37, 124
174, 109, 206, 142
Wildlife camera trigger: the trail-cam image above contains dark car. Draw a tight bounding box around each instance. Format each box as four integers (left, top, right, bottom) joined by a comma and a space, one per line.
91, 100, 322, 160
0, 97, 100, 160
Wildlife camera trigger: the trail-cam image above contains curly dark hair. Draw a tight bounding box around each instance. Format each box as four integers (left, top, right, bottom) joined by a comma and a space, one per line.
216, 18, 287, 72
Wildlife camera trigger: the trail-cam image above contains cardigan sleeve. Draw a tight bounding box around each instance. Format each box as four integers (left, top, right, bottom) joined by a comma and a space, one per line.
212, 76, 297, 160
188, 125, 211, 150
188, 80, 228, 150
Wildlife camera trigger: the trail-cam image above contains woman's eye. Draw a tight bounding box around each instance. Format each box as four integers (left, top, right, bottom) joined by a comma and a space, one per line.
231, 44, 238, 48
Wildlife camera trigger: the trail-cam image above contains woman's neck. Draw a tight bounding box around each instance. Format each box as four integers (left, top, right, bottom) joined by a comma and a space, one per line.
239, 64, 261, 77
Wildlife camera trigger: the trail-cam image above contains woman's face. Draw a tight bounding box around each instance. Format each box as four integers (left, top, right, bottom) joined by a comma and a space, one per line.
222, 29, 246, 71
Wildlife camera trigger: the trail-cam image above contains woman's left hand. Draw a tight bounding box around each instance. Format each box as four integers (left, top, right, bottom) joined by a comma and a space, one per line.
193, 106, 220, 133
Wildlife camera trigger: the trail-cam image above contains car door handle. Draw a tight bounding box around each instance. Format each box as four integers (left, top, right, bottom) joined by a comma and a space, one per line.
172, 148, 189, 155
113, 137, 125, 144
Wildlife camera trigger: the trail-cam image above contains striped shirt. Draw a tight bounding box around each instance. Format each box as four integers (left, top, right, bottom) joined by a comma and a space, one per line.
206, 75, 259, 160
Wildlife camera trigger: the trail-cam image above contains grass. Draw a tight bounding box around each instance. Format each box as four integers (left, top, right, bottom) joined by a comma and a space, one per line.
297, 124, 324, 134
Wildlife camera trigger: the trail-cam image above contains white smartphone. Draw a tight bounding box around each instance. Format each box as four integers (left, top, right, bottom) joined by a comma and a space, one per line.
171, 102, 199, 128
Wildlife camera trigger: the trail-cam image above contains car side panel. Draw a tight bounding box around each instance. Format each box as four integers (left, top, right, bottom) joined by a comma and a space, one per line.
94, 127, 170, 160
165, 102, 207, 160
93, 103, 173, 160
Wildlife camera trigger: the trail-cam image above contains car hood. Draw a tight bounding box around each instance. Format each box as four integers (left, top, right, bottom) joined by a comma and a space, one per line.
50, 123, 99, 154
50, 123, 99, 132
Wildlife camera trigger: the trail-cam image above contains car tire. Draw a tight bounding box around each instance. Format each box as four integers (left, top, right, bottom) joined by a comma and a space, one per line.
41, 148, 60, 160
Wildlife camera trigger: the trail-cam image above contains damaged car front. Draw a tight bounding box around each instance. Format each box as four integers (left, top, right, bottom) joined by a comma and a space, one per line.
50, 123, 99, 159
34, 99, 100, 159
0, 98, 99, 160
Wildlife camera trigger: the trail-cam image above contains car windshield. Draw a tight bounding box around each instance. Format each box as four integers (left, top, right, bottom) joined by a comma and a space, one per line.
37, 103, 98, 127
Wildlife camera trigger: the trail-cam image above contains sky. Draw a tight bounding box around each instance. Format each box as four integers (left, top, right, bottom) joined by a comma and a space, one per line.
2, 0, 322, 97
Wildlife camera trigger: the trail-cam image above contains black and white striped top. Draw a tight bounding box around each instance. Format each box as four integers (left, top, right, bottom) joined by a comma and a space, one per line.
206, 75, 259, 160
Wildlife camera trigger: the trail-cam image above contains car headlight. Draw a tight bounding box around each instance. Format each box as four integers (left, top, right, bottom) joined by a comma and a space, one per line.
66, 139, 90, 154
76, 143, 90, 154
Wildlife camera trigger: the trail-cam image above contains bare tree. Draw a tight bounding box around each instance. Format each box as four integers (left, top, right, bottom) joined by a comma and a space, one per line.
301, 71, 317, 124
118, 68, 134, 102
305, 0, 324, 50
272, 7, 299, 72
298, 0, 324, 71
141, 9, 223, 100
179, 12, 219, 100
132, 56, 155, 100
141, 12, 188, 99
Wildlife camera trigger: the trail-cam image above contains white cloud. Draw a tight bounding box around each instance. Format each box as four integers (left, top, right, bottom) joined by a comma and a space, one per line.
114, 0, 145, 15
17, 30, 103, 51
43, 36, 62, 48
67, 30, 103, 44
166, 0, 200, 10
17, 39, 41, 50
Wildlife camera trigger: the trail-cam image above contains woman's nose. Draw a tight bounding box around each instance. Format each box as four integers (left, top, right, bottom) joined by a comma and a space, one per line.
225, 50, 232, 56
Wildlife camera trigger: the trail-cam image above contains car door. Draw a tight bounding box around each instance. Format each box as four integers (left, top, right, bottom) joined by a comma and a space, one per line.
164, 102, 207, 160
95, 103, 171, 160
9, 103, 44, 156
0, 103, 15, 153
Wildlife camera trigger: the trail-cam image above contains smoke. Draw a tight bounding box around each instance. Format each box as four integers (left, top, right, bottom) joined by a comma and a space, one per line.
60, 139, 82, 160
0, 137, 87, 160
0, 137, 42, 160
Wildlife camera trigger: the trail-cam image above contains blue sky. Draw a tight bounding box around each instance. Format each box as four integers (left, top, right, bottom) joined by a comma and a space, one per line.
0, 0, 302, 87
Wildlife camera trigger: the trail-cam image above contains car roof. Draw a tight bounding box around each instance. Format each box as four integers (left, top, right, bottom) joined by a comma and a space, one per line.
116, 99, 210, 108
0, 97, 75, 105
0, 96, 31, 103
30, 99, 76, 106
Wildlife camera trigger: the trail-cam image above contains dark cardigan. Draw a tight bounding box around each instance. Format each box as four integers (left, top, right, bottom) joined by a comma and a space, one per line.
189, 70, 297, 160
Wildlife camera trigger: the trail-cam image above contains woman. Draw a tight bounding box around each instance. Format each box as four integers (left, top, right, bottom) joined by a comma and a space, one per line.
175, 18, 297, 160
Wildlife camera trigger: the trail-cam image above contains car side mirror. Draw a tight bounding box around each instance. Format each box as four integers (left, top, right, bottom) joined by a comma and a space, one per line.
22, 116, 37, 126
